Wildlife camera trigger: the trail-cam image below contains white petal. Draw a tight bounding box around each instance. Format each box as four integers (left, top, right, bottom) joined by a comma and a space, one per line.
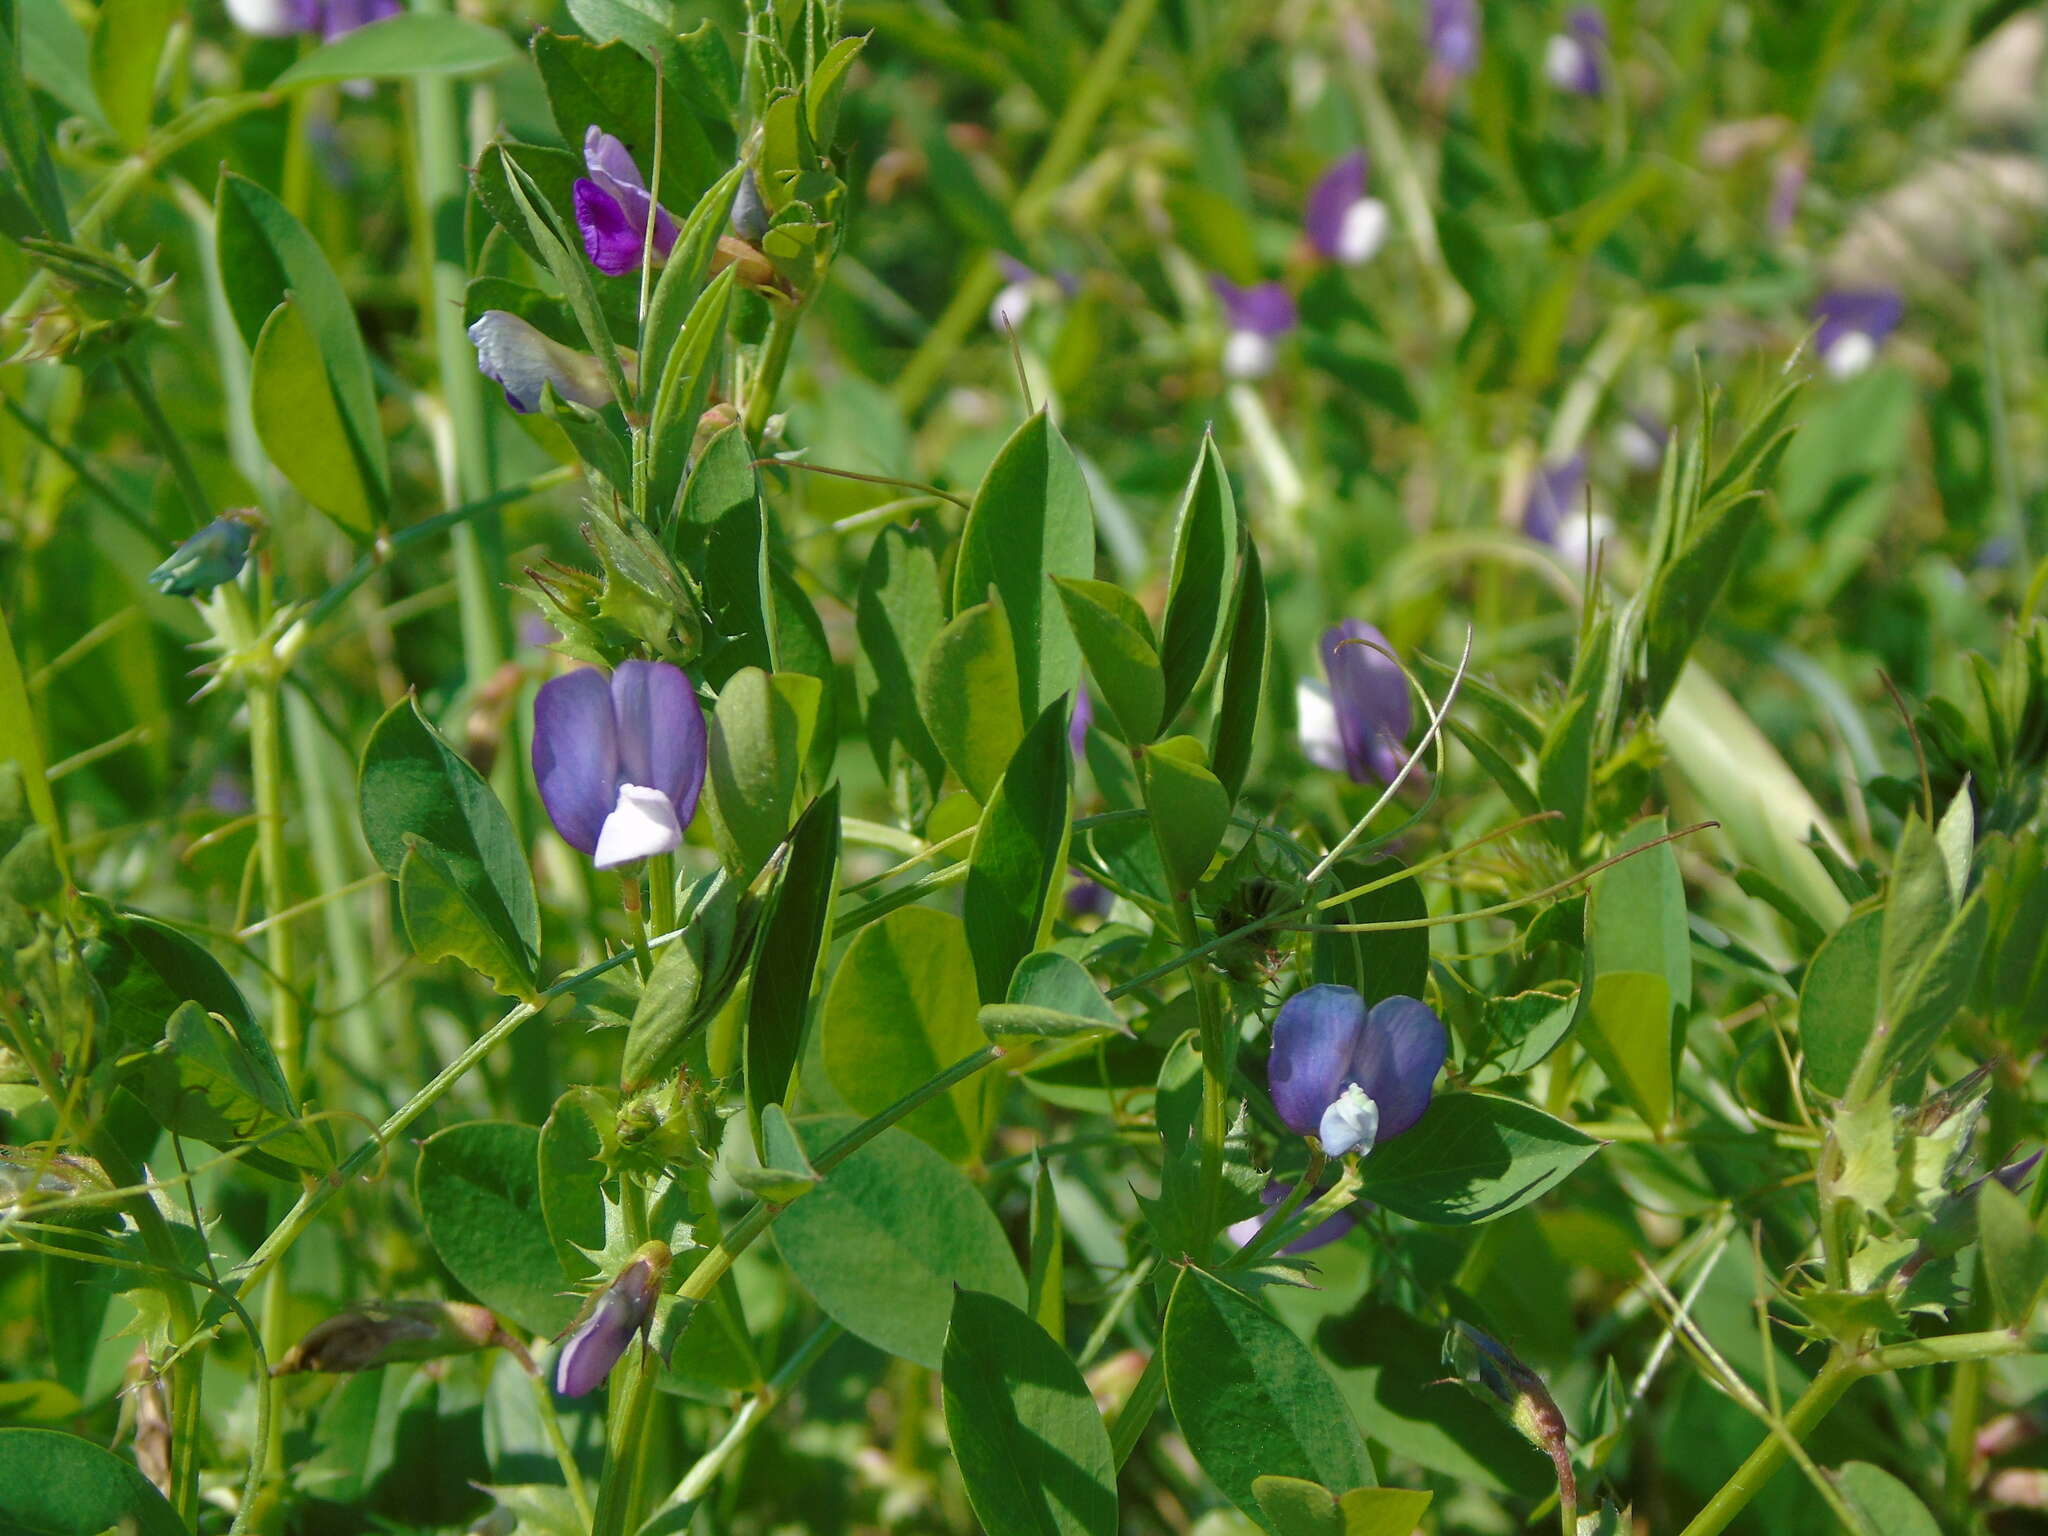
1544, 34, 1587, 90
1554, 511, 1616, 576
989, 281, 1035, 333
1295, 679, 1347, 773
1318, 1084, 1381, 1158
1223, 329, 1277, 381
467, 311, 614, 413
1336, 198, 1390, 265
1824, 330, 1877, 379
225, 0, 306, 35
593, 783, 682, 869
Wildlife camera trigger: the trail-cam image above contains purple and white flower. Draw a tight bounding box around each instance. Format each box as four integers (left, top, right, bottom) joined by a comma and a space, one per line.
554, 1243, 669, 1398
1544, 7, 1608, 97
1305, 152, 1390, 267
467, 310, 621, 415
1813, 288, 1903, 379
1227, 1179, 1358, 1254
533, 661, 707, 870
1212, 277, 1298, 382
1297, 619, 1412, 786
1427, 0, 1482, 78
1522, 455, 1614, 573
574, 128, 679, 276
225, 0, 396, 39
1267, 984, 1447, 1157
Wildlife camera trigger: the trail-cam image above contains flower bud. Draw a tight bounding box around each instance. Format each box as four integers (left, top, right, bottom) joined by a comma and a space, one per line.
274, 1300, 531, 1375
147, 513, 259, 599
554, 1241, 672, 1398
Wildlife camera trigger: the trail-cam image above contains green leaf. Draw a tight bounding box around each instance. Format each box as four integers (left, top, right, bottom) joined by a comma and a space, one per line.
1879, 814, 1953, 1036
1535, 691, 1595, 852
0, 14, 68, 239
1880, 892, 1988, 1088
538, 1088, 611, 1279
941, 1289, 1118, 1536
621, 873, 756, 1090
87, 0, 174, 149
645, 266, 736, 524
823, 907, 987, 1163
359, 695, 538, 991
495, 148, 630, 404
0, 607, 63, 885
0, 1427, 186, 1536
415, 1121, 576, 1337
704, 667, 821, 878
271, 12, 520, 88
963, 699, 1074, 1003
131, 1001, 329, 1177
1354, 1093, 1601, 1224
1209, 540, 1268, 802
399, 839, 538, 998
565, 0, 737, 124
1142, 737, 1229, 895
1027, 1157, 1064, 1337
855, 523, 949, 811
1800, 906, 1882, 1098
743, 786, 841, 1152
773, 1119, 1025, 1368
951, 411, 1096, 716
1577, 816, 1691, 1132
1975, 1178, 2048, 1330
1313, 857, 1427, 1006
249, 297, 382, 536
681, 425, 776, 684
730, 1101, 819, 1202
1251, 1477, 1433, 1536
1163, 1269, 1376, 1533
1641, 493, 1769, 715
982, 951, 1122, 1042
1157, 433, 1239, 725
1052, 576, 1164, 744
920, 596, 1025, 805
530, 30, 725, 226
1834, 1461, 1942, 1536
639, 162, 743, 422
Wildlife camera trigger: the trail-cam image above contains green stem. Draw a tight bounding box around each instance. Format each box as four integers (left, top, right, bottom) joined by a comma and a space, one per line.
1108, 1353, 1165, 1469
890, 0, 1161, 415
1945, 1356, 1984, 1520
114, 354, 211, 531
530, 1369, 595, 1529
742, 300, 805, 444
1171, 892, 1230, 1245
657, 1320, 841, 1512
1677, 1354, 1857, 1536
589, 1343, 662, 1536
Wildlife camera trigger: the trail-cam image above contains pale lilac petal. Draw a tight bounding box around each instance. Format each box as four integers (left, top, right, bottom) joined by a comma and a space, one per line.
1320, 620, 1411, 785
1349, 995, 1447, 1139
1268, 985, 1367, 1137
554, 1284, 640, 1398
1069, 683, 1094, 758
1814, 289, 1903, 363
1428, 0, 1481, 76
609, 660, 706, 828
467, 310, 611, 414
318, 0, 398, 39
534, 669, 620, 855
584, 127, 648, 196
593, 784, 684, 870
1305, 153, 1370, 260
1521, 456, 1586, 547
1228, 1180, 1357, 1254
1212, 276, 1298, 338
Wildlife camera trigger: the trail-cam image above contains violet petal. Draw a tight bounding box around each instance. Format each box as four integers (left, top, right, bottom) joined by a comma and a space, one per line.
575, 179, 647, 277
1349, 995, 1447, 1140
1269, 985, 1368, 1137
1305, 152, 1370, 260
534, 669, 621, 856
610, 660, 707, 828
1320, 620, 1411, 785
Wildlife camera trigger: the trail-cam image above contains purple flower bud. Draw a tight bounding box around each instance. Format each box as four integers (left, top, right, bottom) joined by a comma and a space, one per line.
1305, 152, 1390, 266
275, 1301, 528, 1375
1298, 620, 1412, 786
1065, 871, 1112, 919
533, 662, 707, 870
1267, 985, 1446, 1156
574, 128, 679, 276
1427, 0, 1482, 78
223, 0, 392, 38
467, 310, 621, 415
1211, 277, 1298, 381
554, 1243, 669, 1398
1544, 7, 1607, 97
1813, 288, 1903, 378
1069, 682, 1094, 759
1227, 1179, 1358, 1253
1520, 455, 1586, 547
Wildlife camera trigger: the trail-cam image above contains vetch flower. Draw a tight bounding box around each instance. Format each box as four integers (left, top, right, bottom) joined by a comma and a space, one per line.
467, 311, 621, 415
533, 661, 707, 870
1268, 984, 1447, 1157
1069, 681, 1094, 759
224, 0, 396, 39
1612, 410, 1667, 472
732, 168, 770, 242
1427, 0, 1482, 78
1544, 7, 1608, 97
1297, 620, 1412, 786
1212, 277, 1297, 381
1522, 454, 1613, 571
275, 1301, 529, 1375
554, 1242, 670, 1398
1813, 288, 1903, 378
1305, 152, 1390, 266
575, 128, 679, 276
148, 513, 258, 598
1227, 1179, 1358, 1253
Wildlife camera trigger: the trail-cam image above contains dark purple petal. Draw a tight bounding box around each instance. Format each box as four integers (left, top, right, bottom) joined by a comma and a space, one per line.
1305, 152, 1369, 260
582, 128, 679, 267
1227, 1179, 1358, 1254
609, 660, 707, 828
534, 669, 621, 856
1269, 985, 1367, 1136
1521, 455, 1586, 547
575, 180, 648, 277
1427, 0, 1481, 76
1320, 620, 1411, 785
1211, 276, 1299, 338
1065, 872, 1111, 919
1348, 995, 1447, 1139
1813, 289, 1904, 355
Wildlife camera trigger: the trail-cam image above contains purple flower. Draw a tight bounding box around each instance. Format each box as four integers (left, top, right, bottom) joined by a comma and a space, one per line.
1297, 620, 1412, 786
1268, 985, 1447, 1156
1521, 455, 1585, 546
1065, 871, 1112, 919
224, 0, 394, 39
554, 1243, 669, 1398
533, 661, 707, 870
1227, 1179, 1358, 1253
1069, 682, 1094, 759
1769, 152, 1808, 236
1544, 7, 1607, 97
1427, 0, 1482, 77
1212, 276, 1297, 381
1305, 152, 1390, 266
467, 310, 622, 415
1612, 411, 1667, 472
1813, 289, 1903, 379
574, 128, 679, 276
